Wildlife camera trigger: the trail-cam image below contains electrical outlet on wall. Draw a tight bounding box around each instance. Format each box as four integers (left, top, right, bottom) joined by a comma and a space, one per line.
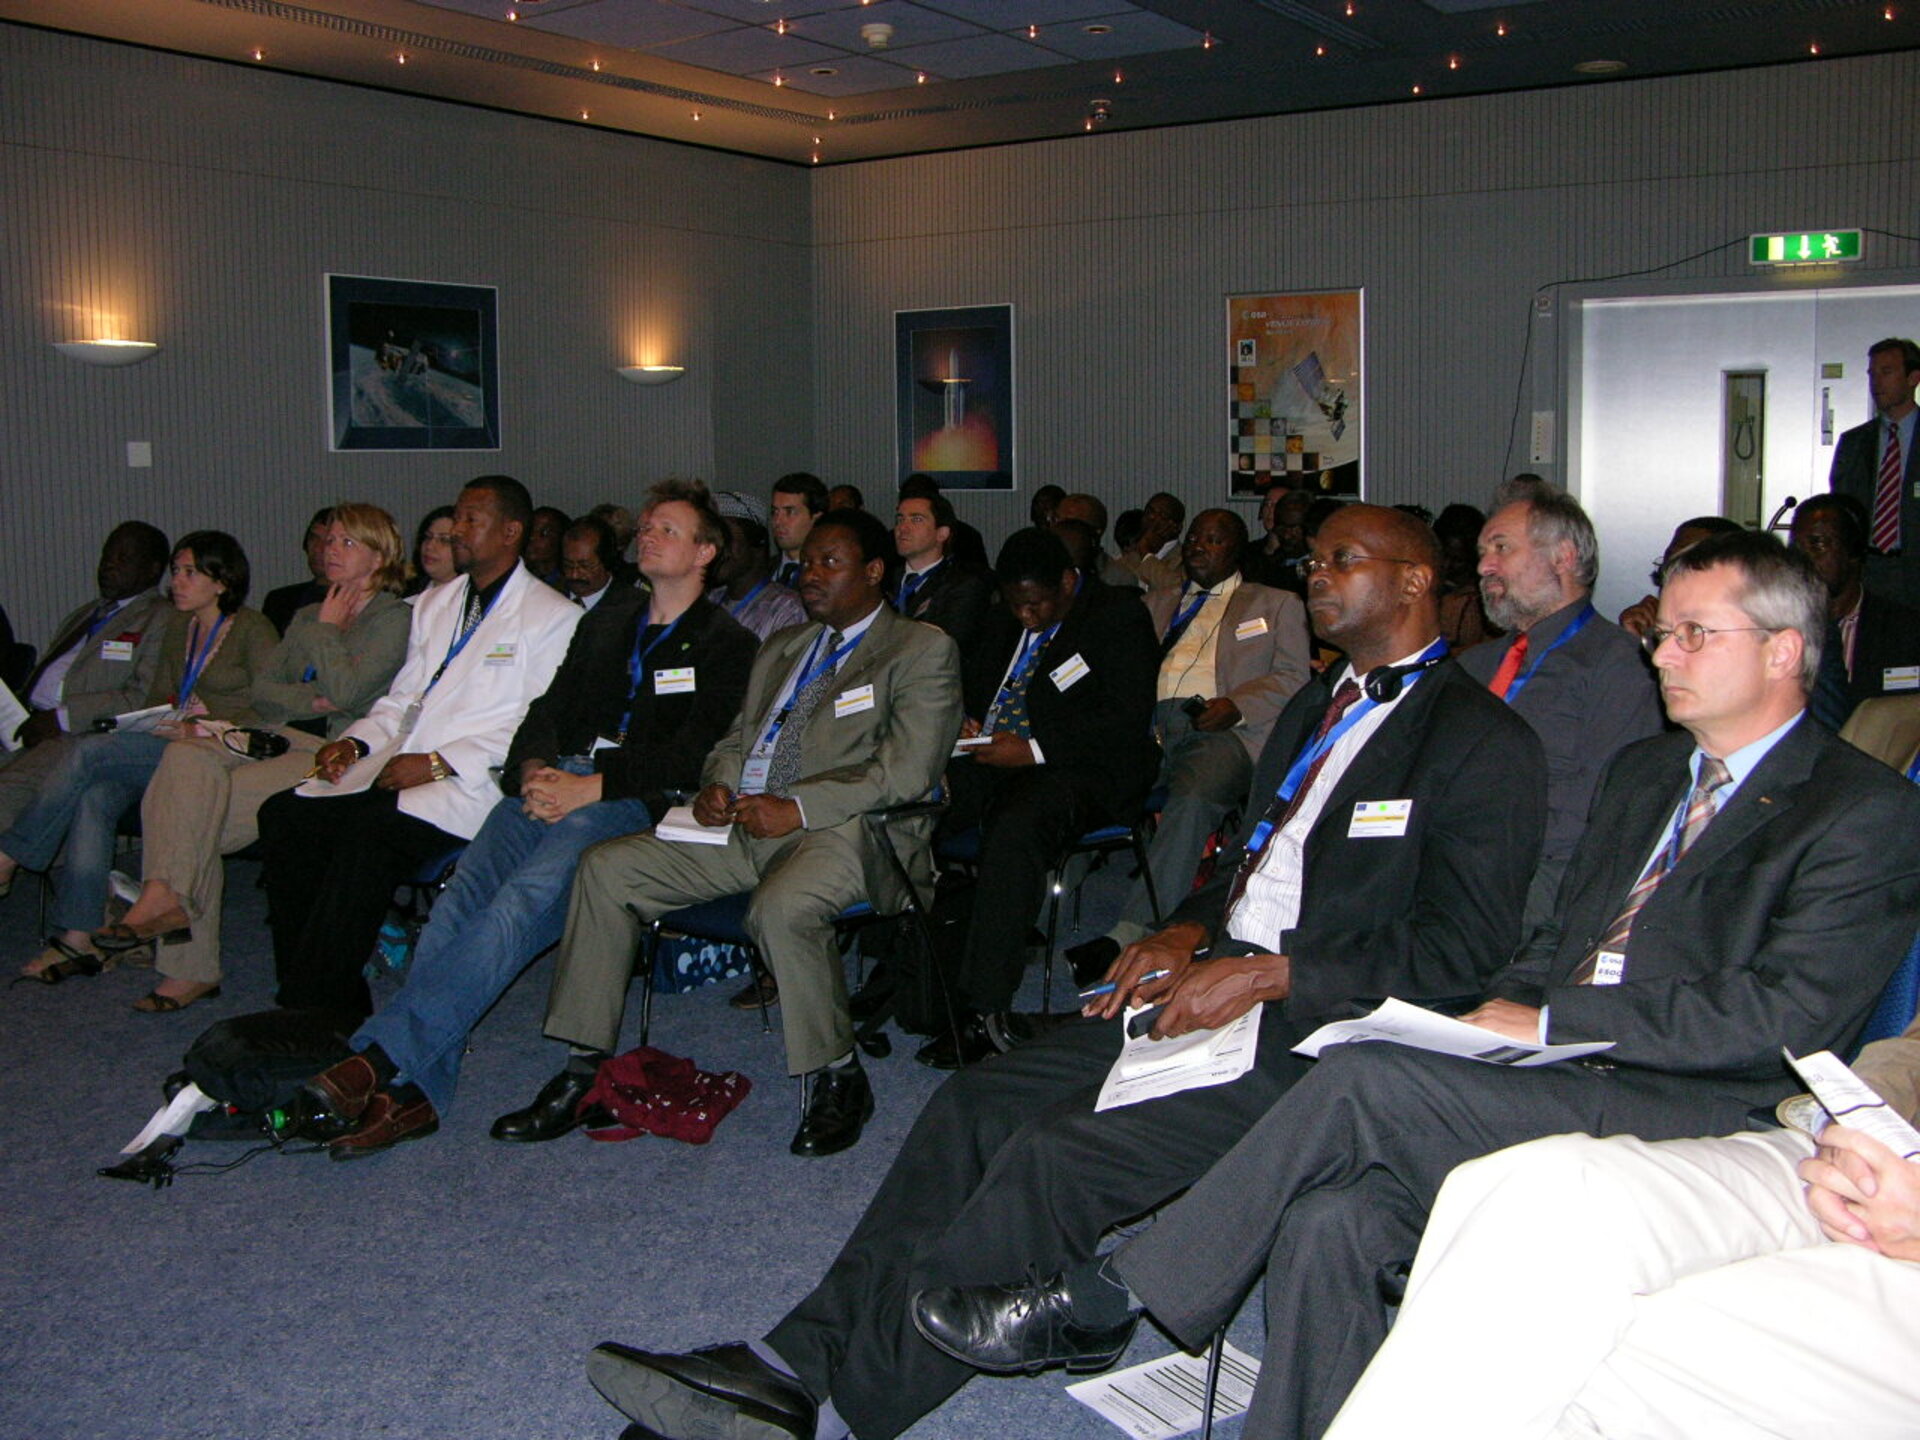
126, 441, 152, 468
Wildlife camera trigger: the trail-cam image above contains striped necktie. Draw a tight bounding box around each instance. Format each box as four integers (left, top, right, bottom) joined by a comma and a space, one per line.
1871, 422, 1904, 554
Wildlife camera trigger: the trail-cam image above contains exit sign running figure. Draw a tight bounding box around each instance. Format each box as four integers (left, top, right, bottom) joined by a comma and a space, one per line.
1750, 230, 1863, 265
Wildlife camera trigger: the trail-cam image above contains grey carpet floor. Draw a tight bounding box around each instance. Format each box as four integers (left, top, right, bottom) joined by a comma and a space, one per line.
0, 848, 1253, 1440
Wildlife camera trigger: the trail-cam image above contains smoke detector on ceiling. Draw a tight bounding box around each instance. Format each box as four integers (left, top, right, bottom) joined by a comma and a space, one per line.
861, 22, 894, 48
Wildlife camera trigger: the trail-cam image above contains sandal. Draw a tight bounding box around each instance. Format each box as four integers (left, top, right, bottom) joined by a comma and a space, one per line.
93, 915, 193, 953
133, 983, 222, 1014
16, 936, 105, 985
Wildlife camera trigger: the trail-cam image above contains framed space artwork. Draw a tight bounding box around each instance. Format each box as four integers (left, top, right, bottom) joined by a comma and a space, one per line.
1226, 290, 1362, 499
895, 304, 1015, 492
327, 274, 500, 451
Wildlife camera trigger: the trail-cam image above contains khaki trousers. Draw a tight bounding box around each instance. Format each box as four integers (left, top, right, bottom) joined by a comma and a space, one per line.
139, 729, 321, 983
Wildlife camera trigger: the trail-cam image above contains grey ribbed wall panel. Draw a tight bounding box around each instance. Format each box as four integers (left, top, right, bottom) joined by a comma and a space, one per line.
811, 52, 1920, 552
0, 24, 810, 641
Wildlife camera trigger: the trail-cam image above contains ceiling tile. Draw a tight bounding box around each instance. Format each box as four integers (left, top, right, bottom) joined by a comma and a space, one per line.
786, 1, 986, 52
518, 0, 739, 48
914, 0, 1135, 30
411, 0, 601, 18
1036, 9, 1202, 59
651, 25, 842, 71
748, 53, 922, 93
882, 32, 1076, 78
673, 0, 862, 23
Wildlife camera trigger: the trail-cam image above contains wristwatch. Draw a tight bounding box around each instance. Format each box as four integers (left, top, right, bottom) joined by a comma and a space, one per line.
427, 750, 452, 783
346, 737, 371, 760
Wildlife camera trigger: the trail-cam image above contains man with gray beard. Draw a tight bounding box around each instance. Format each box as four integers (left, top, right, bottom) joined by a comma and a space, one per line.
1459, 491, 1662, 927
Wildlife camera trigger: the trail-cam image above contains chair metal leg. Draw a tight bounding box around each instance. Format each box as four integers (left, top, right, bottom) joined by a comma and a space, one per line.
1132, 828, 1163, 925
747, 942, 773, 1035
638, 918, 663, 1048
1040, 867, 1064, 1015
1200, 1326, 1226, 1440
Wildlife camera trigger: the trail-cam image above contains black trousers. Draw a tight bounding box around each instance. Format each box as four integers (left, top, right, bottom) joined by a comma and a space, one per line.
764, 1003, 1317, 1440
938, 759, 1115, 1013
1110, 1042, 1786, 1440
258, 785, 462, 1019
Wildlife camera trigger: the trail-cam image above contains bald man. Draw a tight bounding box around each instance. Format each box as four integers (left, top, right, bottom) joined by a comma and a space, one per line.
585, 505, 1548, 1440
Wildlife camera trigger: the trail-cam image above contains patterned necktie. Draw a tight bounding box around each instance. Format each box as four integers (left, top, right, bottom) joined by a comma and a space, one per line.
986, 631, 1045, 739
1871, 423, 1904, 554
1222, 678, 1364, 919
1486, 630, 1530, 700
1570, 754, 1732, 984
765, 631, 842, 795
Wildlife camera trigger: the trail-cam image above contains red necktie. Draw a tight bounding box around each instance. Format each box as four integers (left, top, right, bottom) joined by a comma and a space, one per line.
1486, 630, 1530, 700
1871, 423, 1903, 554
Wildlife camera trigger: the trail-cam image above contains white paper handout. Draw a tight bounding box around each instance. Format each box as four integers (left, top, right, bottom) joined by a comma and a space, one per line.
654, 804, 733, 846
1095, 1004, 1261, 1112
1067, 1341, 1260, 1440
1785, 1047, 1920, 1161
295, 743, 394, 799
1293, 996, 1615, 1067
108, 703, 177, 734
0, 681, 29, 753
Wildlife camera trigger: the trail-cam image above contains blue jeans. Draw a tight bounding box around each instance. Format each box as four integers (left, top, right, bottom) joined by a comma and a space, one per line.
0, 730, 170, 933
352, 769, 650, 1113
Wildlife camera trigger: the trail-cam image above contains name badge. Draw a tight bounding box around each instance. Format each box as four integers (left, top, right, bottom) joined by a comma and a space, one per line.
835, 683, 876, 717
99, 639, 135, 662
483, 641, 517, 667
1590, 950, 1627, 986
1884, 665, 1919, 693
1235, 617, 1270, 641
654, 667, 696, 695
1049, 652, 1091, 691
1348, 799, 1413, 838
739, 755, 772, 795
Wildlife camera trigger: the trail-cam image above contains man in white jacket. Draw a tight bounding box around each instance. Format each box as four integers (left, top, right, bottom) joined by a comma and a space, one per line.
257, 476, 580, 1019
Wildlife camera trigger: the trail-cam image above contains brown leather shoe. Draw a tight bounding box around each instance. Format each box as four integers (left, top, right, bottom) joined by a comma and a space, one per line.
307, 1052, 381, 1124
326, 1090, 439, 1160
729, 971, 779, 1010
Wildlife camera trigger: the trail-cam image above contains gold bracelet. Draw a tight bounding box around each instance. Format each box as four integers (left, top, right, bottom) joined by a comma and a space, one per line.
427, 751, 450, 782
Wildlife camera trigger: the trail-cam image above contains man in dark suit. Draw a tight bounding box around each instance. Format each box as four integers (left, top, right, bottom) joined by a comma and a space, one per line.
503, 508, 962, 1157
0, 521, 171, 829
918, 526, 1162, 1067
290, 481, 757, 1156
889, 489, 992, 660
1791, 493, 1920, 720
918, 530, 1920, 1440
1828, 336, 1920, 608
260, 507, 335, 635
580, 504, 1547, 1440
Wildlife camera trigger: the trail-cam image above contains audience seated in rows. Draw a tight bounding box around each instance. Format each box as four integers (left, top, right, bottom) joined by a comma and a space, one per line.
102, 505, 412, 1011
405, 506, 458, 598
1789, 492, 1920, 722
525, 505, 570, 590
0, 531, 279, 985
706, 492, 808, 641
558, 515, 620, 612
290, 480, 757, 1156
769, 472, 828, 588
260, 507, 333, 635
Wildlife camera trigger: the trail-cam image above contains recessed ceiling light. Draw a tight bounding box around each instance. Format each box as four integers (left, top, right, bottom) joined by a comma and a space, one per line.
1083, 23, 1113, 35
811, 66, 838, 76
1574, 58, 1628, 74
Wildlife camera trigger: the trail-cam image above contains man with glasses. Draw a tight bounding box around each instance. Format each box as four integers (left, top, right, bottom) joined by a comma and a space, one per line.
581, 503, 1547, 1440
915, 529, 1920, 1440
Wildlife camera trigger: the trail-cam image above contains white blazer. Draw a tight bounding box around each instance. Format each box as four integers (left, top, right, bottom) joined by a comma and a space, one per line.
340, 561, 581, 839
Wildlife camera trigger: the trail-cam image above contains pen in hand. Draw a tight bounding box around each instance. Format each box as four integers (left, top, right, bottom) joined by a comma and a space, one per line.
1079, 968, 1171, 1000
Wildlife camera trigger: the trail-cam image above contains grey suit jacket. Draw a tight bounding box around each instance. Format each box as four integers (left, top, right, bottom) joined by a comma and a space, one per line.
1144, 577, 1312, 760
702, 603, 963, 904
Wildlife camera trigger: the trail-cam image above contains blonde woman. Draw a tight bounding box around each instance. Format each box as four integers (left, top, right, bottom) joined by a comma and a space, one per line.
96, 504, 411, 1011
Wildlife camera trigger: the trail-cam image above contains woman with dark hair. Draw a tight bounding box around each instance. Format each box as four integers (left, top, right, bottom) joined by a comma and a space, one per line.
406, 505, 458, 597
99, 506, 413, 1010
0, 531, 277, 982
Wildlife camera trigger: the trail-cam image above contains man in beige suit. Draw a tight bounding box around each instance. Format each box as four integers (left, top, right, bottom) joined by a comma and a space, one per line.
1067, 508, 1311, 979
496, 508, 963, 1157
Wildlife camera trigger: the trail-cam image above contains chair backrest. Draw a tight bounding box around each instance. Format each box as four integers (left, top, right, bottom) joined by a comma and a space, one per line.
1857, 931, 1920, 1054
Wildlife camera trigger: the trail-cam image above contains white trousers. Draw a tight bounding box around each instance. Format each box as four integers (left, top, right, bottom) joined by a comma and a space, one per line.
1325, 1129, 1920, 1440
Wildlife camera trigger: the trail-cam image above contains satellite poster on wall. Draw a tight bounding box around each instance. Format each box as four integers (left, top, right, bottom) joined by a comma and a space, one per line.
895, 304, 1015, 492
327, 274, 500, 451
1226, 289, 1362, 499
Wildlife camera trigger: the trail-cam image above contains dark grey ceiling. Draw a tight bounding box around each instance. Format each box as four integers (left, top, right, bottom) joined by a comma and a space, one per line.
9, 0, 1917, 164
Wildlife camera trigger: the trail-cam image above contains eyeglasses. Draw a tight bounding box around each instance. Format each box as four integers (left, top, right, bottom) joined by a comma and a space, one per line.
1301, 550, 1419, 578
1640, 621, 1780, 655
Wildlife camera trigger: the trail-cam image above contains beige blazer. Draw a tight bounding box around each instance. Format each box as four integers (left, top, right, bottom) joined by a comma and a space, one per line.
1144, 577, 1312, 759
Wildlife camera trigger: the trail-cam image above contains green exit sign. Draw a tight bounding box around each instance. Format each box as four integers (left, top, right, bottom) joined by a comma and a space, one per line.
1750, 230, 1863, 265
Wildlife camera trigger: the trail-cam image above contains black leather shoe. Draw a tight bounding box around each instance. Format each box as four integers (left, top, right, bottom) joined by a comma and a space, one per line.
911, 1270, 1139, 1375
490, 1068, 606, 1143
914, 1010, 1008, 1070
789, 1064, 873, 1157
1065, 936, 1122, 987
587, 1341, 815, 1440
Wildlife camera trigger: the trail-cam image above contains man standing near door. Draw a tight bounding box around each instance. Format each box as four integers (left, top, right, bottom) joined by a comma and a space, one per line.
1830, 336, 1920, 608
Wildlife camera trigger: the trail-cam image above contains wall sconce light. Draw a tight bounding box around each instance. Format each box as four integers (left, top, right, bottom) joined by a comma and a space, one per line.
54, 339, 161, 367
617, 365, 686, 385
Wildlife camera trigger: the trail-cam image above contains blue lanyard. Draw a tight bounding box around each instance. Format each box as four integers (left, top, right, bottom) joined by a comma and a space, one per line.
1247, 639, 1448, 855
424, 579, 502, 697
727, 579, 771, 619
1907, 749, 1920, 784
614, 614, 685, 741
1162, 586, 1211, 648
84, 601, 120, 639
1500, 604, 1596, 702
176, 614, 229, 707
756, 626, 866, 752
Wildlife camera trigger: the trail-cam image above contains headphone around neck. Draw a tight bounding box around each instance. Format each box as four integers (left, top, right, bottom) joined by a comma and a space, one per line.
1362, 650, 1448, 704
